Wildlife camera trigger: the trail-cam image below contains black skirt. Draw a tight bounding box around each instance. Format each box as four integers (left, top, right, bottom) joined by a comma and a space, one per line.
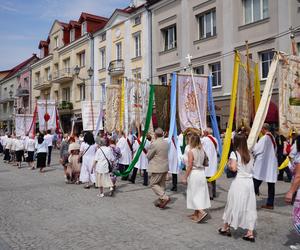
26, 151, 34, 162
4, 149, 10, 161
36, 152, 47, 168
16, 150, 24, 162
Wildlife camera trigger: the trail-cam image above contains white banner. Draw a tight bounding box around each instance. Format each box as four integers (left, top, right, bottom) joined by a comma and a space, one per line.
37, 100, 57, 132
15, 114, 34, 137
81, 100, 101, 131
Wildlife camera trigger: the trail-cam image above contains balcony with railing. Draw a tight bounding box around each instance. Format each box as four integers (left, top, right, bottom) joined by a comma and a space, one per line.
33, 77, 52, 90
52, 68, 74, 83
58, 101, 73, 114
16, 86, 29, 97
108, 59, 125, 76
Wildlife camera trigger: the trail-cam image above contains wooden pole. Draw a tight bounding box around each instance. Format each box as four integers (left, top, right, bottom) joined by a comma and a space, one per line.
245, 40, 254, 124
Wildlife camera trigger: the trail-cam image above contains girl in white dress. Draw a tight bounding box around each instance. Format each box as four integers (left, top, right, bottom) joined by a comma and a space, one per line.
219, 133, 257, 242
183, 133, 211, 223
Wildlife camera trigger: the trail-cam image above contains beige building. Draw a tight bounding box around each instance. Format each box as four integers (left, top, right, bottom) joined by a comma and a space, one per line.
148, 0, 300, 130
31, 14, 107, 133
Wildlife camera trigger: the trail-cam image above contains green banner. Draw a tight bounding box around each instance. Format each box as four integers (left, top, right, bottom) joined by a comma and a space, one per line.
115, 85, 154, 177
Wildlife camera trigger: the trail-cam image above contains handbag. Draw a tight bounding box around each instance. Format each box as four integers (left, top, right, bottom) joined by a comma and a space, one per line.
79, 145, 91, 163
225, 151, 238, 178
99, 147, 113, 173
203, 151, 209, 167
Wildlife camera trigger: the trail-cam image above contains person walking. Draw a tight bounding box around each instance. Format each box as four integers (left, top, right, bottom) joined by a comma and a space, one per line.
79, 132, 97, 189
3, 134, 12, 163
147, 128, 170, 209
183, 133, 211, 223
116, 131, 132, 180
35, 134, 48, 173
25, 135, 36, 170
44, 130, 54, 167
253, 123, 278, 209
60, 134, 70, 183
219, 133, 257, 242
15, 136, 25, 169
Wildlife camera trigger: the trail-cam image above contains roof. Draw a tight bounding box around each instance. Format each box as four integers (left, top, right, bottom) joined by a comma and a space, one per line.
78, 12, 108, 23
58, 21, 69, 29
68, 20, 81, 28
146, 0, 161, 5
2, 54, 39, 81
38, 40, 48, 49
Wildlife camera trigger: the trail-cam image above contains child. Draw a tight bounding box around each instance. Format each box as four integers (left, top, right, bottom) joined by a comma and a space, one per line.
67, 142, 81, 184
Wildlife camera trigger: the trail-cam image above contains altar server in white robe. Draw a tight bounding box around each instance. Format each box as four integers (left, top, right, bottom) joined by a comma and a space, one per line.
168, 136, 179, 191
201, 128, 219, 199
116, 131, 133, 180
253, 123, 278, 209
129, 134, 151, 186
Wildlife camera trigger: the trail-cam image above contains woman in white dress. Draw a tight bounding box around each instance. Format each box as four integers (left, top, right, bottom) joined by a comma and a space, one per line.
79, 132, 97, 189
183, 133, 211, 223
219, 133, 257, 242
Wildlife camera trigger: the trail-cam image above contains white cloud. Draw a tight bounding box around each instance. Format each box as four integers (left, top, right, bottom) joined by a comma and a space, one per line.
0, 2, 19, 13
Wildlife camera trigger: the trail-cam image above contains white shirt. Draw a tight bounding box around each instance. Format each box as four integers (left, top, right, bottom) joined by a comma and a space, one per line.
44, 134, 53, 147
15, 139, 25, 151
26, 138, 35, 152
5, 138, 12, 150
1, 135, 7, 147
35, 141, 48, 153
201, 136, 219, 177
116, 136, 132, 165
94, 146, 114, 173
11, 138, 17, 151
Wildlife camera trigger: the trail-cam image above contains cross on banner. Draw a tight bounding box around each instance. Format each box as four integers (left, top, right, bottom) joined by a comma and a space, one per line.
186, 54, 193, 66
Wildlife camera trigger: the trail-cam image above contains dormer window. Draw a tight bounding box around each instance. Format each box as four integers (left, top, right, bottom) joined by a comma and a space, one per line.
134, 15, 141, 26
40, 48, 45, 58
70, 29, 75, 42
81, 22, 87, 36
54, 36, 59, 48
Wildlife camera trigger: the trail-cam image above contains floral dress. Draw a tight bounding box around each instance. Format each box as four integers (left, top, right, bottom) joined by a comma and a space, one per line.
290, 153, 300, 234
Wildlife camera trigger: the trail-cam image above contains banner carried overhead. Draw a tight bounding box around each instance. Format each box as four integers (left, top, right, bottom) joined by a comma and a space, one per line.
15, 114, 34, 136
278, 54, 300, 136
37, 100, 57, 132
81, 100, 102, 131
153, 85, 169, 131
105, 85, 121, 133
177, 74, 207, 131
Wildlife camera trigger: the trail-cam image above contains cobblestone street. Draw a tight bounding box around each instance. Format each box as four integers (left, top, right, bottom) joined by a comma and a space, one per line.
0, 150, 299, 250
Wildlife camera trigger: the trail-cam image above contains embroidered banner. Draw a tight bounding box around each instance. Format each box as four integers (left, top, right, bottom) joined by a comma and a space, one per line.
15, 114, 34, 136
37, 100, 57, 132
177, 74, 207, 131
278, 54, 300, 137
105, 85, 121, 133
81, 100, 101, 131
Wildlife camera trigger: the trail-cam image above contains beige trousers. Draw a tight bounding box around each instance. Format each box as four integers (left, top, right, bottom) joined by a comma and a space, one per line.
150, 172, 168, 200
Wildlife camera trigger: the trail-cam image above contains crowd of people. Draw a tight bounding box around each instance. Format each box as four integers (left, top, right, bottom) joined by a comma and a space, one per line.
0, 123, 299, 243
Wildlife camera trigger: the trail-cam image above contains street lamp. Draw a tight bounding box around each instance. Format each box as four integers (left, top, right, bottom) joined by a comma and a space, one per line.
73, 66, 94, 80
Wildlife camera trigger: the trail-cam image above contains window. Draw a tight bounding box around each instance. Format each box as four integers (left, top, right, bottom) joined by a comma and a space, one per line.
133, 33, 141, 58
194, 65, 204, 75
134, 15, 141, 25
45, 67, 51, 81
35, 72, 40, 83
81, 22, 87, 35
3, 103, 7, 113
159, 74, 167, 85
162, 25, 177, 51
116, 42, 122, 60
78, 51, 85, 67
244, 0, 268, 24
100, 48, 106, 69
63, 58, 70, 70
198, 9, 216, 39
209, 62, 221, 87
100, 33, 106, 42
133, 69, 141, 79
54, 91, 59, 101
79, 84, 86, 100
101, 83, 106, 103
70, 29, 75, 42
260, 50, 274, 79
62, 88, 70, 101
54, 36, 59, 48
40, 48, 45, 58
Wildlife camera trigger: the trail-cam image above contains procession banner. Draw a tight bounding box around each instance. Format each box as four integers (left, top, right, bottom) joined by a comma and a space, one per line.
15, 114, 34, 136
37, 100, 56, 132
247, 54, 279, 149
208, 52, 240, 182
153, 85, 169, 131
236, 53, 256, 129
177, 74, 207, 131
105, 84, 121, 133
93, 101, 104, 138
278, 54, 300, 137
81, 100, 101, 131
125, 79, 149, 135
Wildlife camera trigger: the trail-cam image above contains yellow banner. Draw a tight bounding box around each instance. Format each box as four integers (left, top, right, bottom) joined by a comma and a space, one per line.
208, 52, 240, 182
120, 78, 125, 131
254, 63, 261, 112
278, 157, 290, 170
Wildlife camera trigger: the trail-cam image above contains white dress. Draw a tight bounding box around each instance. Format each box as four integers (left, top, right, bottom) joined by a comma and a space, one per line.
133, 138, 150, 170
187, 148, 211, 210
79, 142, 97, 183
222, 151, 257, 230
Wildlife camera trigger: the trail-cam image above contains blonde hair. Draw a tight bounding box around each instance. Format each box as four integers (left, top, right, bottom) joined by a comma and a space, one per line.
189, 134, 201, 149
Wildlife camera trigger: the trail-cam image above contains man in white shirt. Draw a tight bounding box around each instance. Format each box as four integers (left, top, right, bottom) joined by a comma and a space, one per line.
201, 128, 219, 200
44, 130, 54, 167
253, 123, 278, 209
116, 131, 132, 181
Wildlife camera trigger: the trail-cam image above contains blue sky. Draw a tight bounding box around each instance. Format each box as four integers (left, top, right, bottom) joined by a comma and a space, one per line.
0, 0, 128, 70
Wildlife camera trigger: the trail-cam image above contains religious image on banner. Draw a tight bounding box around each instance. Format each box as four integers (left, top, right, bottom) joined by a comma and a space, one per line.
15, 114, 34, 136
81, 101, 101, 131
105, 85, 121, 133
177, 74, 207, 131
278, 54, 300, 136
153, 85, 169, 131
125, 79, 149, 133
236, 53, 256, 129
37, 100, 57, 132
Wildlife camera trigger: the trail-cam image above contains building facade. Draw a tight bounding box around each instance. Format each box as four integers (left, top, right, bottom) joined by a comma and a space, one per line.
148, 0, 300, 129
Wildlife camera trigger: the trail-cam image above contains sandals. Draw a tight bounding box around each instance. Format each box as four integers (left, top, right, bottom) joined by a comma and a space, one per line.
218, 228, 232, 237
243, 235, 255, 242
194, 212, 208, 223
